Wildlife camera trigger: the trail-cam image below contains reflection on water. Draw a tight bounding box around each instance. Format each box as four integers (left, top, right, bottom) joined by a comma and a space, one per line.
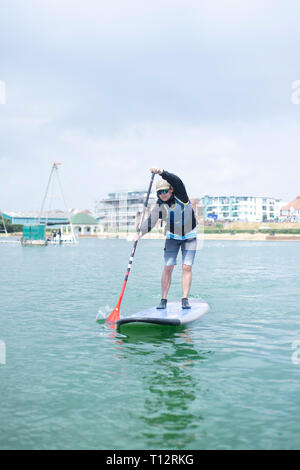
110, 325, 212, 449
142, 339, 203, 449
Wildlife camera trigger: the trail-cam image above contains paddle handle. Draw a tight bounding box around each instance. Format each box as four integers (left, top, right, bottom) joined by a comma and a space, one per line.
137, 172, 155, 233
123, 172, 155, 284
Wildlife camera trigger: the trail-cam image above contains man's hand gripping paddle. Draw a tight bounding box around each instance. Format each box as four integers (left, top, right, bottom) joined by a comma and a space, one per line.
106, 172, 155, 324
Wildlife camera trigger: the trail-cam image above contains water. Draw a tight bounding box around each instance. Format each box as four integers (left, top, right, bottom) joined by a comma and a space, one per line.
0, 239, 300, 450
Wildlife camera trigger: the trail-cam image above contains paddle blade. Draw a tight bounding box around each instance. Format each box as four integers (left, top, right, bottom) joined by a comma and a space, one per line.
106, 305, 120, 324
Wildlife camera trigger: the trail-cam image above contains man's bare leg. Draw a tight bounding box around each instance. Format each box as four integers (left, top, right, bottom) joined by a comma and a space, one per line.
161, 265, 175, 299
182, 264, 192, 299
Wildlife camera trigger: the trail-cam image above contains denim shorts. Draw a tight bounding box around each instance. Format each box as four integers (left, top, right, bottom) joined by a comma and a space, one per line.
164, 237, 197, 266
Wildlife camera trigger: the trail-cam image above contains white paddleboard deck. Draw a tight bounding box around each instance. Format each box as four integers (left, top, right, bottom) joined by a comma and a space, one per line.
117, 298, 209, 328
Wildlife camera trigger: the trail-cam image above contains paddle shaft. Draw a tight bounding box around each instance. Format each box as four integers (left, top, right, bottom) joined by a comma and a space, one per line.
107, 173, 155, 318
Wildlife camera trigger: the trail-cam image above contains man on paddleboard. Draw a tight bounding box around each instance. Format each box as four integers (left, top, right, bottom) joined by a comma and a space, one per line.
136, 167, 197, 310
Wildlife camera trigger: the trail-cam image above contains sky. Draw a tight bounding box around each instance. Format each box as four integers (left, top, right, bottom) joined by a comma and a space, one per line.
1, 0, 300, 211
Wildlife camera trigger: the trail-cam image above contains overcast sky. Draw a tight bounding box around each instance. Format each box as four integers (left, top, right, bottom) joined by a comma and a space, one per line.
1, 0, 300, 211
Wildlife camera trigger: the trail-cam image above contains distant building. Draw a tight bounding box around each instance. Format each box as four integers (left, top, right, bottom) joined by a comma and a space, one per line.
199, 196, 282, 222
95, 191, 157, 232
280, 196, 300, 222
71, 211, 99, 235
0, 210, 70, 226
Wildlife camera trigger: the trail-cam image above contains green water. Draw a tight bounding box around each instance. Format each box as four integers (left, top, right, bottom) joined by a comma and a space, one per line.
0, 239, 300, 450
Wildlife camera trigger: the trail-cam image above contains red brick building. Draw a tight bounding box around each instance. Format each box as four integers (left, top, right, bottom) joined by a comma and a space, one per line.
280, 196, 300, 221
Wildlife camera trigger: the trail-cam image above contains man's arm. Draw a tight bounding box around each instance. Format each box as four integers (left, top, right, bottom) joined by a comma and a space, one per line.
149, 167, 189, 203
160, 170, 189, 203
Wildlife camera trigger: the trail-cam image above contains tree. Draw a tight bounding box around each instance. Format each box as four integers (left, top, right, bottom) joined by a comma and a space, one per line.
0, 216, 23, 233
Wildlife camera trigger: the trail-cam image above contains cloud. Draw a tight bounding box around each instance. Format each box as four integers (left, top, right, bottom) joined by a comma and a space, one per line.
1, 0, 300, 210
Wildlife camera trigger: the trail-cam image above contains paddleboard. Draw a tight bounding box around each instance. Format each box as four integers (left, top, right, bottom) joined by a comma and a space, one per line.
116, 298, 209, 330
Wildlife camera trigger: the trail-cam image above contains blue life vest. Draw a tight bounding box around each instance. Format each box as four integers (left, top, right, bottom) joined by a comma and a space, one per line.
164, 196, 197, 240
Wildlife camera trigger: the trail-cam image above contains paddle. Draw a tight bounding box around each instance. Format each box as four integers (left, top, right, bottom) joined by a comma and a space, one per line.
106, 172, 155, 324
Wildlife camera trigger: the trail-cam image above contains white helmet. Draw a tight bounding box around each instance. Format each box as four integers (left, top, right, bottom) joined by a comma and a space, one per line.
156, 177, 171, 191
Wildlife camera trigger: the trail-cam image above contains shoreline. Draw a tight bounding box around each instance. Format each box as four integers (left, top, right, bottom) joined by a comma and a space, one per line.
2, 233, 300, 242
78, 233, 300, 242
203, 234, 300, 241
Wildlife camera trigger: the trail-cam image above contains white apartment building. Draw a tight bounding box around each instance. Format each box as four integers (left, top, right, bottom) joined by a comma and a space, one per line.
200, 196, 282, 222
95, 190, 157, 232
